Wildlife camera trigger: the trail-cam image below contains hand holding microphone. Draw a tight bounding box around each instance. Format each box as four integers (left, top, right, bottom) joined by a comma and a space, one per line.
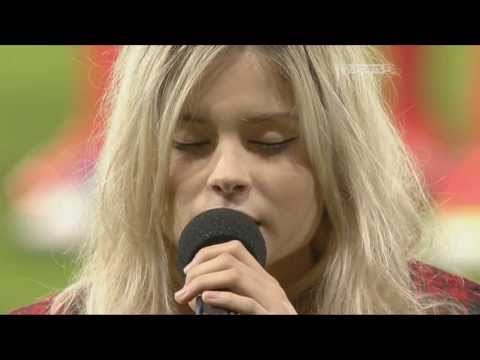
175, 208, 297, 315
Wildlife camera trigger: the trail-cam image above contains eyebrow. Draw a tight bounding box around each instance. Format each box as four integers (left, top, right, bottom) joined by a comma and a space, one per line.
179, 111, 297, 125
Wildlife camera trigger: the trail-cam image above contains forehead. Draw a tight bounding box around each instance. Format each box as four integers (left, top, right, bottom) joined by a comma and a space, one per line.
182, 49, 295, 122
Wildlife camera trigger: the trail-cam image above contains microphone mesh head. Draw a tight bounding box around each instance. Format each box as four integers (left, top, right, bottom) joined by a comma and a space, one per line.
177, 208, 267, 274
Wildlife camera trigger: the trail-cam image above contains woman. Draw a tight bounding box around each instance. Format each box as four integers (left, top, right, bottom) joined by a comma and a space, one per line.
10, 46, 480, 314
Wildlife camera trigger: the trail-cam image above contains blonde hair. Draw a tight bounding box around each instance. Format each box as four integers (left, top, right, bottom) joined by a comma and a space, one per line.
50, 46, 464, 314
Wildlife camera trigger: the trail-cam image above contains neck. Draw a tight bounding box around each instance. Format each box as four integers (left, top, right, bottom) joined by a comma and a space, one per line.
267, 243, 316, 300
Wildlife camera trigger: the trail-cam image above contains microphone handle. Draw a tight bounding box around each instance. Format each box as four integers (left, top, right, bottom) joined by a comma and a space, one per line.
195, 295, 236, 315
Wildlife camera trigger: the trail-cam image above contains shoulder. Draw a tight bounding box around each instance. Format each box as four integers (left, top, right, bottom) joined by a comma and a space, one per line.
9, 295, 56, 315
9, 292, 83, 315
409, 260, 480, 314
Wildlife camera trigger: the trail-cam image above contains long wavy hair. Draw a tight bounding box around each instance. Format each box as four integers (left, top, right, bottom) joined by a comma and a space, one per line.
50, 46, 463, 314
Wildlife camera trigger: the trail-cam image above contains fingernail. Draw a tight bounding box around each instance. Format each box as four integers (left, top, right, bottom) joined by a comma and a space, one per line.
183, 263, 192, 273
204, 291, 217, 301
175, 287, 187, 298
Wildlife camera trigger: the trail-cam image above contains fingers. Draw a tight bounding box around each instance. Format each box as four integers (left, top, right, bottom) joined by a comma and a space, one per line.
184, 252, 251, 286
201, 291, 269, 315
175, 240, 297, 315
175, 268, 249, 304
183, 240, 263, 274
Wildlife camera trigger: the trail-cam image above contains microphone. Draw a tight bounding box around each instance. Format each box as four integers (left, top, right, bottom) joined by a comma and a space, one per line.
177, 208, 267, 315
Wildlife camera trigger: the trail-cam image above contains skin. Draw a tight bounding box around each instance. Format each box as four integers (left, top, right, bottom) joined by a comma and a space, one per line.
168, 49, 322, 314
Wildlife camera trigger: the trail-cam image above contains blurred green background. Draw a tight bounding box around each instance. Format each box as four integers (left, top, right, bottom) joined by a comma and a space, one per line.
0, 46, 76, 313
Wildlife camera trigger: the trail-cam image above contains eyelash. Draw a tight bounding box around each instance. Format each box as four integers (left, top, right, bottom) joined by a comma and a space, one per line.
173, 137, 298, 152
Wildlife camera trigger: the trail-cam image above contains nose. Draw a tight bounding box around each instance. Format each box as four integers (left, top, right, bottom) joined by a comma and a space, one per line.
207, 140, 251, 199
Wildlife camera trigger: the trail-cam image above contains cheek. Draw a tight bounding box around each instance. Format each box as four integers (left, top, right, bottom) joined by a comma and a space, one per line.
260, 160, 320, 259
276, 168, 316, 205
270, 167, 319, 236
262, 151, 318, 218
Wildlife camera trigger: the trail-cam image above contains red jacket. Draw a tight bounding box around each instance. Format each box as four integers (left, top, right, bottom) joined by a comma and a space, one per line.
8, 261, 480, 314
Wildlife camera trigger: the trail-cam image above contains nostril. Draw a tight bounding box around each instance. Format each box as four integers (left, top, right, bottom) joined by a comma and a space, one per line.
210, 180, 250, 197
217, 184, 245, 194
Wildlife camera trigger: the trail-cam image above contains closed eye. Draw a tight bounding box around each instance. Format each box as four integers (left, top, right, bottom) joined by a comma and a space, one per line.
248, 137, 298, 149
172, 137, 298, 153
173, 141, 210, 150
